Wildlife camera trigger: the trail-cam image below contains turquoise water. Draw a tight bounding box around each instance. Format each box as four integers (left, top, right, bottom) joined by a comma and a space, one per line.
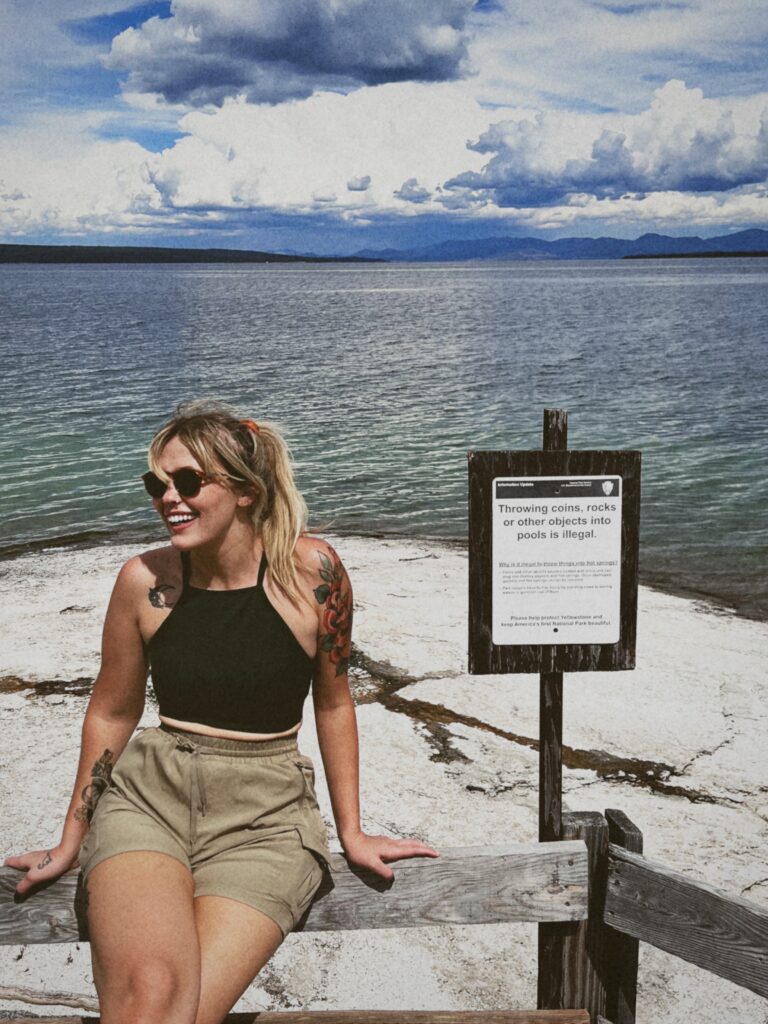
0, 259, 766, 618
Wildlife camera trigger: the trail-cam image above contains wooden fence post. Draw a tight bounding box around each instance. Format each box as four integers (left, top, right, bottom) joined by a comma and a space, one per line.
562, 811, 610, 1018
539, 812, 609, 1018
604, 809, 643, 1024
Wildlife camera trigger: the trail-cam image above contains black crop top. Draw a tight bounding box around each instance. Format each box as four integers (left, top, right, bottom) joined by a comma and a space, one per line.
148, 551, 314, 733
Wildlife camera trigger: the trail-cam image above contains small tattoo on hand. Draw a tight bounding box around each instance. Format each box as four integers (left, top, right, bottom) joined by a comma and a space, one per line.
37, 851, 53, 871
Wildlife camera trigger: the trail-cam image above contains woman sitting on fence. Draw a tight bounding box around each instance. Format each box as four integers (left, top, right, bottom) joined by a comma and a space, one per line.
5, 401, 438, 1024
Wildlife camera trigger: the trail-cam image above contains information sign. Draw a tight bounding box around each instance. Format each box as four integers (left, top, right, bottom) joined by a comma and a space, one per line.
468, 448, 640, 674
492, 476, 622, 645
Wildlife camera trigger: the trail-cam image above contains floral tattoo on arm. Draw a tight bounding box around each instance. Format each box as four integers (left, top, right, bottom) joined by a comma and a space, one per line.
314, 551, 352, 677
73, 749, 114, 825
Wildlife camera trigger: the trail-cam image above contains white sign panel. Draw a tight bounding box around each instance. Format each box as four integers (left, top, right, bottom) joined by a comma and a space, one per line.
492, 476, 622, 645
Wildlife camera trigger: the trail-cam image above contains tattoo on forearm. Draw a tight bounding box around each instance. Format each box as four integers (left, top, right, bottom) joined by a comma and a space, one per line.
148, 582, 176, 608
37, 850, 53, 871
314, 551, 352, 677
73, 749, 114, 824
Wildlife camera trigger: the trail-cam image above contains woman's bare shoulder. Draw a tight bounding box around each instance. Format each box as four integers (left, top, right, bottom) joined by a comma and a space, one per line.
293, 536, 352, 617
115, 546, 181, 589
294, 534, 348, 576
109, 546, 183, 620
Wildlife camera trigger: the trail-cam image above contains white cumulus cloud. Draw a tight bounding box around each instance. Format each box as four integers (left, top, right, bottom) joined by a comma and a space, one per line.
445, 81, 768, 206
146, 81, 490, 215
394, 178, 432, 204
347, 175, 371, 192
0, 111, 166, 236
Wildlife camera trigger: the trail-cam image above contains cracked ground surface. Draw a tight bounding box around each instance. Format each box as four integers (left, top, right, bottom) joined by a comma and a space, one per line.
0, 535, 766, 1022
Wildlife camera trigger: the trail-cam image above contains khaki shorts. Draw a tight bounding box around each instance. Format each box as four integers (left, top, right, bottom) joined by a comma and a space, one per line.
79, 725, 332, 938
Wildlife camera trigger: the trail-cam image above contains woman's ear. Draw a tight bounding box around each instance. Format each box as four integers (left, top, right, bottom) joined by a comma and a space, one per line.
236, 493, 254, 507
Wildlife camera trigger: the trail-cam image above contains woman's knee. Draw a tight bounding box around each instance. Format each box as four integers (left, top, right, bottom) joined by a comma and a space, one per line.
98, 957, 199, 1024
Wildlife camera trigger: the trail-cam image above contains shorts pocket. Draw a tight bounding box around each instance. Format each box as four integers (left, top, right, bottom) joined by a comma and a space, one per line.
293, 757, 332, 869
294, 822, 332, 872
295, 755, 318, 797
292, 848, 327, 927
291, 825, 333, 931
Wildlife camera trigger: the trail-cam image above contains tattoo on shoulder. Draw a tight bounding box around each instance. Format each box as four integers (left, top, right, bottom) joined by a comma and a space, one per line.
73, 749, 114, 825
314, 550, 352, 677
148, 582, 176, 609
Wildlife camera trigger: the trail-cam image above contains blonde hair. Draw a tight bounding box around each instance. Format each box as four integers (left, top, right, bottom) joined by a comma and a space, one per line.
147, 400, 308, 603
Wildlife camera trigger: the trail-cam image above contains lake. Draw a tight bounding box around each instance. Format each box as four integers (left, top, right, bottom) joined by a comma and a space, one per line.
0, 258, 766, 618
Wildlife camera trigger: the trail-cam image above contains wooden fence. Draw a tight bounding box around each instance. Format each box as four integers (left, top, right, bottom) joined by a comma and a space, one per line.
1, 813, 766, 1023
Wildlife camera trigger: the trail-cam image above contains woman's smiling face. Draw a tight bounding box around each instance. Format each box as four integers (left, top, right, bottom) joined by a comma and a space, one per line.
152, 435, 251, 549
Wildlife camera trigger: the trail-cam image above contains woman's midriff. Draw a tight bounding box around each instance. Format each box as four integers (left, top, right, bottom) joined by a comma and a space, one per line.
158, 714, 303, 742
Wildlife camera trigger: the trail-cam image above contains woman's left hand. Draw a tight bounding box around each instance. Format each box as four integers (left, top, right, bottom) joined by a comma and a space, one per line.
341, 831, 439, 880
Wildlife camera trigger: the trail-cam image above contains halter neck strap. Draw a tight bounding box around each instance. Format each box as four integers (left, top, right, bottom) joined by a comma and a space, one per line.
257, 550, 268, 587
180, 550, 191, 592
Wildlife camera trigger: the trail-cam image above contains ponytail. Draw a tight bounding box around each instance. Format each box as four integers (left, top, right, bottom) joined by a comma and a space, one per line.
248, 420, 309, 603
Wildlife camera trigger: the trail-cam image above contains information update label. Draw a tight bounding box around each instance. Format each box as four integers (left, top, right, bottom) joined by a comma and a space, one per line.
492, 476, 623, 646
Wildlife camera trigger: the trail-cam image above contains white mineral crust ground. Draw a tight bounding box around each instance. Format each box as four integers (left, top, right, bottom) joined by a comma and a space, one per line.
0, 535, 766, 1022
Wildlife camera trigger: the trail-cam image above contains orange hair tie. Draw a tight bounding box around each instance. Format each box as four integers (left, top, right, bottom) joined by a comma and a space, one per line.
241, 418, 260, 435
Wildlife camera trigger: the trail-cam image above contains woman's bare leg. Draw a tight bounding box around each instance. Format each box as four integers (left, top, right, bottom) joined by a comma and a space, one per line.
86, 851, 201, 1024
193, 896, 284, 1024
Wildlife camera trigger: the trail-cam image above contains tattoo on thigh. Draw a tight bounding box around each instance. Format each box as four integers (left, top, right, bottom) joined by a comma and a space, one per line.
73, 749, 114, 824
37, 850, 53, 871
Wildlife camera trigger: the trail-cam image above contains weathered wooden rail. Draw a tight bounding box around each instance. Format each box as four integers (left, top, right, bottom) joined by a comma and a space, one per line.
0, 842, 591, 1024
3, 819, 765, 1023
0, 1014, 592, 1024
605, 843, 768, 1000
0, 842, 589, 944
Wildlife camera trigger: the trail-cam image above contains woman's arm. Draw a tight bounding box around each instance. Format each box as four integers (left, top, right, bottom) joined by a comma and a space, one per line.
4, 557, 150, 896
310, 543, 438, 879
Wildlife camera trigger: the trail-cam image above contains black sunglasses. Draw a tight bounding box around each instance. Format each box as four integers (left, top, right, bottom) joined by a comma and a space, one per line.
142, 468, 210, 500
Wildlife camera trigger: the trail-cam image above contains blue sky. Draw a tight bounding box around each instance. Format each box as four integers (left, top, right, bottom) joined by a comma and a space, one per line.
1, 0, 767, 253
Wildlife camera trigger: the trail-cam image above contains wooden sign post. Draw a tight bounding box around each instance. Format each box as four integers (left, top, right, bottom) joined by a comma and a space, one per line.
468, 410, 641, 1011
540, 408, 567, 843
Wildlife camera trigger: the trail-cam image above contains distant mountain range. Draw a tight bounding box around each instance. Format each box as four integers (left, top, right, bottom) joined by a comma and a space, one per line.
2, 229, 766, 265
352, 228, 768, 262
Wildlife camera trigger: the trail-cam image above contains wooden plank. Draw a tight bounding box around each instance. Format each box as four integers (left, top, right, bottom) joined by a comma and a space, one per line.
0, 842, 589, 945
0, 1013, 592, 1024
229, 1015, 592, 1024
603, 810, 642, 1024
539, 812, 609, 1021
605, 844, 768, 999
467, 448, 641, 675
0, 865, 89, 945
